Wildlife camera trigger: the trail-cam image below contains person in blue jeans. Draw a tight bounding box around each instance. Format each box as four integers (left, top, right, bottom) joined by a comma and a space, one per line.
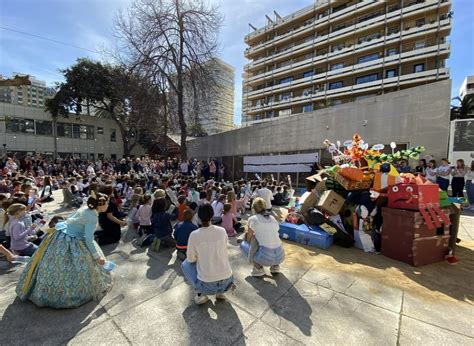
181, 204, 235, 305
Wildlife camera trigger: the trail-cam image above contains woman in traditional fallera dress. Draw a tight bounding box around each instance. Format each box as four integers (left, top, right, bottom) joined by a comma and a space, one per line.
16, 192, 113, 309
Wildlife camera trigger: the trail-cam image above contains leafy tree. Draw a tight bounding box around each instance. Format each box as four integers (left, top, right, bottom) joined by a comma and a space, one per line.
46, 58, 163, 157
451, 94, 474, 120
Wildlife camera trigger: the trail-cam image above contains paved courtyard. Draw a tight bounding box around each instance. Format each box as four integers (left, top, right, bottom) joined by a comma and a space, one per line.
1, 191, 473, 345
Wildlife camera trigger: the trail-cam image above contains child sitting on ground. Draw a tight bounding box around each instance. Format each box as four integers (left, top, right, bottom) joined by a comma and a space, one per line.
61, 181, 82, 208
7, 203, 38, 257
174, 209, 198, 260
150, 197, 178, 251
137, 194, 153, 236
176, 195, 188, 222
221, 203, 240, 237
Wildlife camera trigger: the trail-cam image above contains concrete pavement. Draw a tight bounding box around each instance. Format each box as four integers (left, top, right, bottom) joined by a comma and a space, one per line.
1, 193, 473, 345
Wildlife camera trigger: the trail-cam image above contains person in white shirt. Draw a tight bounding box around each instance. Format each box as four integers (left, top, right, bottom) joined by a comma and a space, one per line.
211, 194, 226, 218
181, 204, 235, 305
425, 159, 437, 183
242, 198, 285, 277
180, 161, 189, 175
257, 182, 274, 210
136, 194, 153, 235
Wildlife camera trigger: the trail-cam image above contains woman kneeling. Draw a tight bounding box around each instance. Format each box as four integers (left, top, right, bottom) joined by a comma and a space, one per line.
244, 198, 285, 277
181, 204, 234, 305
16, 192, 113, 308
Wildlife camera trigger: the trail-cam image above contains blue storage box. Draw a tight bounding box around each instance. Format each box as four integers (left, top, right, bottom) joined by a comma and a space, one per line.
279, 222, 333, 250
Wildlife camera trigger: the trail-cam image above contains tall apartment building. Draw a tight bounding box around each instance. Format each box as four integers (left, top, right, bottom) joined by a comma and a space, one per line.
0, 73, 54, 108
184, 58, 235, 135
459, 76, 474, 99
242, 0, 451, 125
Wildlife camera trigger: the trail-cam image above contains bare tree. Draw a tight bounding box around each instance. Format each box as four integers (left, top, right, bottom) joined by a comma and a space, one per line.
114, 0, 223, 159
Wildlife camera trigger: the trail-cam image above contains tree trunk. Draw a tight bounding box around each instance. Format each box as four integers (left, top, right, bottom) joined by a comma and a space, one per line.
177, 13, 187, 160
52, 116, 58, 160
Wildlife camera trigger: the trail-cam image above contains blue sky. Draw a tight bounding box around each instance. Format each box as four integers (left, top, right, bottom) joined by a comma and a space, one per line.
1, 0, 473, 124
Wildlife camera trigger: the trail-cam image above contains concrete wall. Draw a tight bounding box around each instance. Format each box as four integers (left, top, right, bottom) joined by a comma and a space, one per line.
189, 80, 452, 161
0, 102, 134, 159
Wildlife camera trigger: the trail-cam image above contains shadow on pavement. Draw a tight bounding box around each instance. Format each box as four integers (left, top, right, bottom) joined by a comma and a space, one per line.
182, 300, 244, 345
245, 274, 313, 336
0, 297, 110, 344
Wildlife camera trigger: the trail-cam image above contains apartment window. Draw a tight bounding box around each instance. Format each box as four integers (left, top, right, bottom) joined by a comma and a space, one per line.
279, 60, 292, 68
302, 104, 313, 113
6, 117, 35, 133
415, 41, 425, 50
358, 11, 382, 23
328, 81, 343, 90
279, 92, 292, 101
414, 63, 425, 73
279, 76, 293, 84
303, 70, 314, 78
110, 129, 117, 142
358, 32, 380, 44
279, 109, 292, 117
331, 43, 345, 52
388, 4, 400, 12
331, 63, 344, 70
303, 88, 312, 96
57, 123, 72, 137
97, 127, 104, 134
386, 48, 398, 56
356, 73, 379, 84
332, 4, 346, 13
35, 120, 53, 136
416, 18, 426, 27
357, 53, 380, 64
266, 111, 275, 118
388, 26, 399, 35
386, 69, 398, 78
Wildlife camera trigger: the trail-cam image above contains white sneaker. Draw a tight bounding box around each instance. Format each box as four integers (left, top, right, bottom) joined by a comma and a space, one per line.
216, 293, 226, 300
270, 265, 280, 274
251, 266, 265, 277
194, 294, 209, 305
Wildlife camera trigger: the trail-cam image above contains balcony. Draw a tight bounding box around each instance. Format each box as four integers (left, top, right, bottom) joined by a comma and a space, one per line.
245, 15, 450, 85
244, 35, 449, 101
245, 0, 383, 57
244, 67, 449, 115
245, 0, 450, 61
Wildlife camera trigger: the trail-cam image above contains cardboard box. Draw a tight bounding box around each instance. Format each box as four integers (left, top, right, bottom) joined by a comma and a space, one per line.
373, 173, 402, 192
279, 223, 333, 250
334, 171, 373, 190
381, 207, 450, 266
316, 190, 345, 215
387, 183, 440, 210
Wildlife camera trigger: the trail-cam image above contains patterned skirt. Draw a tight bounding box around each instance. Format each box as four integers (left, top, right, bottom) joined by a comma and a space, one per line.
16, 230, 112, 309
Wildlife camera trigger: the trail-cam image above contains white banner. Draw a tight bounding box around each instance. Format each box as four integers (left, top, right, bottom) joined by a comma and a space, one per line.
243, 152, 318, 173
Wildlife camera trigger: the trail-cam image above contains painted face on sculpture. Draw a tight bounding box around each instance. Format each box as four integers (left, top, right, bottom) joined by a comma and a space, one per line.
389, 185, 419, 209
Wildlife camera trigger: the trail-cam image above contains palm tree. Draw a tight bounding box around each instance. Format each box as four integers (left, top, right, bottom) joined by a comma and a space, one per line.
451, 94, 474, 120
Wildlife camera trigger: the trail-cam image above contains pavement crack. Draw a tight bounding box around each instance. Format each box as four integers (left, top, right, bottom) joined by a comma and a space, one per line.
396, 291, 405, 346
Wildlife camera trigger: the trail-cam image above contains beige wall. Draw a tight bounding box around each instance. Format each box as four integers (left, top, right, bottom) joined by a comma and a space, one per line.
189, 79, 451, 161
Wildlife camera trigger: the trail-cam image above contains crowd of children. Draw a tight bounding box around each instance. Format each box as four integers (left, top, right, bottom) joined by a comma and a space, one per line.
0, 154, 296, 307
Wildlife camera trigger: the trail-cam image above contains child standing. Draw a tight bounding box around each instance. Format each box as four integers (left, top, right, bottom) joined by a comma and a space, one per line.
137, 194, 152, 235
221, 203, 240, 237
174, 209, 198, 260
7, 203, 38, 256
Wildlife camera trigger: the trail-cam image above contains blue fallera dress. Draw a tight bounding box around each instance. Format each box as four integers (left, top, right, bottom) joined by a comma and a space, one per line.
16, 208, 112, 309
